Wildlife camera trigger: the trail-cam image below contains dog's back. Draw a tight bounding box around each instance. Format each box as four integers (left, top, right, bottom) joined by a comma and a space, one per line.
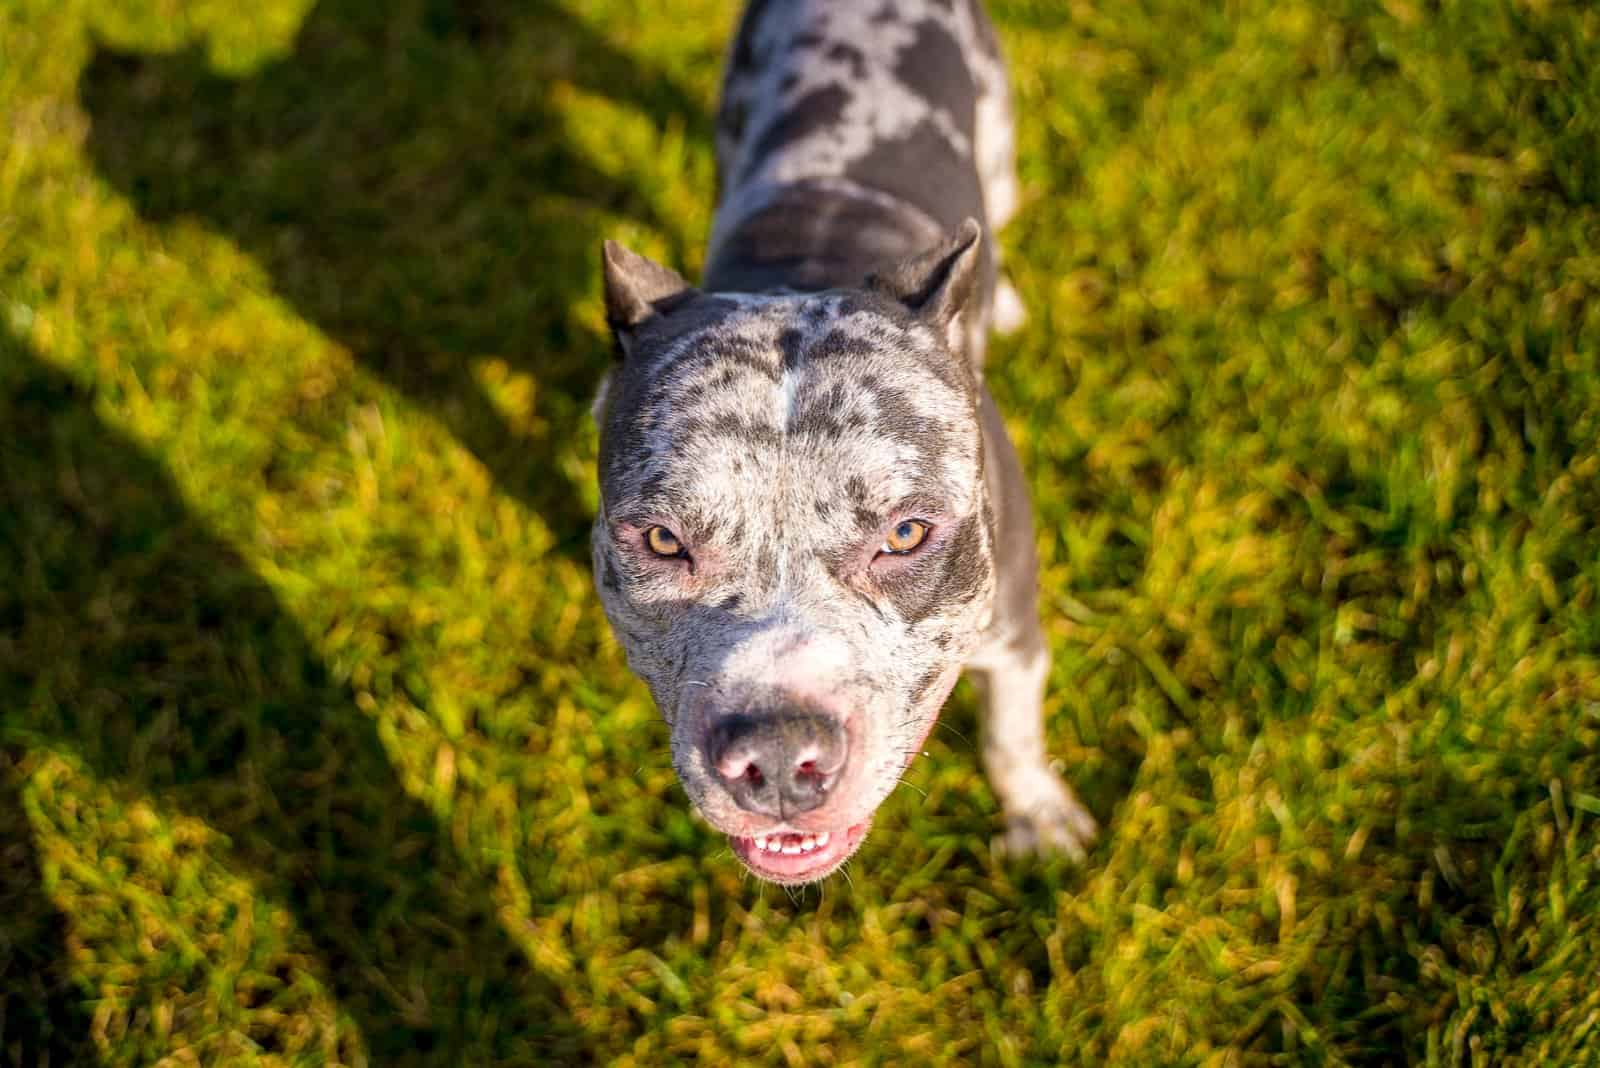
706, 0, 1018, 352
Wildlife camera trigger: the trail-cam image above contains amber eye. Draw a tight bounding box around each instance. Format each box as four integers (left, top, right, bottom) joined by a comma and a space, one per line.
644, 525, 687, 558
882, 519, 931, 555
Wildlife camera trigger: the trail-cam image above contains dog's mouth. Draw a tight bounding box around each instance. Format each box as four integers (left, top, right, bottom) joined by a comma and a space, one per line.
728, 820, 870, 884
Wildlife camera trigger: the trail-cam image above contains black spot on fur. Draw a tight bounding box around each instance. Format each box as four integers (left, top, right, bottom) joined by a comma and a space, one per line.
855, 374, 963, 467
844, 117, 984, 238
935, 514, 989, 605
879, 513, 988, 625
791, 407, 845, 438
805, 327, 872, 368
778, 328, 807, 370
674, 335, 780, 385
742, 84, 851, 185
895, 19, 973, 136
681, 412, 781, 449
910, 665, 943, 703
790, 379, 859, 438
827, 42, 867, 80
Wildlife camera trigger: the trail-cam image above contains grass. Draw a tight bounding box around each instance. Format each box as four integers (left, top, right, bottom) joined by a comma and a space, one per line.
1, 0, 1597, 1063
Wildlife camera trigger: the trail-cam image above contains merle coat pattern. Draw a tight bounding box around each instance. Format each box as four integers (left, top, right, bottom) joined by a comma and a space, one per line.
593, 0, 1094, 884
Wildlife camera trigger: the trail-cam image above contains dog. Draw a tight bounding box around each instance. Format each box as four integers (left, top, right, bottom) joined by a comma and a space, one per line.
591, 0, 1095, 884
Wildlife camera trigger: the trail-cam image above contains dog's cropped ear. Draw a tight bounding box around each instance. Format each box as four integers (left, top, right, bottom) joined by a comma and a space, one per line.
602, 240, 697, 358
866, 217, 982, 351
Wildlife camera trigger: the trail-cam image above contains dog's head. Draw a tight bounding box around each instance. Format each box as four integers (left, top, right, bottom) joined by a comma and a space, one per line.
591, 221, 996, 883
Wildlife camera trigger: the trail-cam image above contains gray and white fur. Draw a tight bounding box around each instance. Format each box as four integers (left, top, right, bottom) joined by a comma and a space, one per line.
593, 0, 1094, 885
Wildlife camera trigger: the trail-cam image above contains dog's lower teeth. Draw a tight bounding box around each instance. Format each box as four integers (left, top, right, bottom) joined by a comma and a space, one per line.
748, 831, 838, 858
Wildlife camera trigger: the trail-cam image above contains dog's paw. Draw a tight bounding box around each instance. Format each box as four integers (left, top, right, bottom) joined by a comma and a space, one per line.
996, 767, 1097, 863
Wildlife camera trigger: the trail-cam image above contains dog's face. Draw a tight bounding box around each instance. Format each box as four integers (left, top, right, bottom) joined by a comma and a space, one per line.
592, 224, 995, 883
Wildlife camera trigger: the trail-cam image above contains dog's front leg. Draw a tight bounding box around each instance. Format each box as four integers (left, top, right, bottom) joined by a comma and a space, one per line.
966, 625, 1097, 861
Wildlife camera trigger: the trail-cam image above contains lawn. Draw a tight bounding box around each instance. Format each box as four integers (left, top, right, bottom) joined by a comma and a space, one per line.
2, 0, 1598, 1064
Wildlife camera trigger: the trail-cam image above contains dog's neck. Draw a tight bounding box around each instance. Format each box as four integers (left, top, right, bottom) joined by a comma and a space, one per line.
703, 177, 948, 295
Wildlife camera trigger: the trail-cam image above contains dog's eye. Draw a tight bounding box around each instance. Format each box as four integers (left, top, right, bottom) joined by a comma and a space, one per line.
881, 519, 931, 555
644, 525, 687, 558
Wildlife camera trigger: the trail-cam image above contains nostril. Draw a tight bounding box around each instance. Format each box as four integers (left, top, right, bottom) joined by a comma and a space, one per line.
794, 744, 843, 777
716, 754, 764, 785
793, 758, 833, 792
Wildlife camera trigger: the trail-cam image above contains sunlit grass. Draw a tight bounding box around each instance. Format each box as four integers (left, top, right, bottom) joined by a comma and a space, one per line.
2, 0, 1597, 1064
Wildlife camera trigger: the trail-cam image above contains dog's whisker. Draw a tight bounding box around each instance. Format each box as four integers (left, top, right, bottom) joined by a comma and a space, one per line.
896, 777, 929, 799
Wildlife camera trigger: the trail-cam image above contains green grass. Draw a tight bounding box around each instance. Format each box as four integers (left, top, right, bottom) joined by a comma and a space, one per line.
1, 0, 1597, 1063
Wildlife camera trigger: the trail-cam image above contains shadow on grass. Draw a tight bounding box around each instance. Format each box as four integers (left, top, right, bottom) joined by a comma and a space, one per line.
0, 750, 95, 1068
0, 343, 590, 1061
79, 0, 711, 556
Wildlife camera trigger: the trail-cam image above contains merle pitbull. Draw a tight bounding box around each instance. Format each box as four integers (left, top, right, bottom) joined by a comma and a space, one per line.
591, 0, 1095, 884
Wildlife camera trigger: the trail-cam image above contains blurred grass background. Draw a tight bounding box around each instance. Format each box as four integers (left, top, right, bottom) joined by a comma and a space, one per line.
1, 0, 1598, 1063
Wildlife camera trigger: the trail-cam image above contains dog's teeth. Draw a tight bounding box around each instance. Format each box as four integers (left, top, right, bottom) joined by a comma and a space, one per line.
754, 836, 767, 851
766, 838, 781, 853
817, 831, 831, 846
800, 836, 816, 851
782, 843, 801, 854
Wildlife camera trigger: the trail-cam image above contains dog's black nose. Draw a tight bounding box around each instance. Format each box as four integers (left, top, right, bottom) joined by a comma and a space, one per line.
707, 712, 846, 816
